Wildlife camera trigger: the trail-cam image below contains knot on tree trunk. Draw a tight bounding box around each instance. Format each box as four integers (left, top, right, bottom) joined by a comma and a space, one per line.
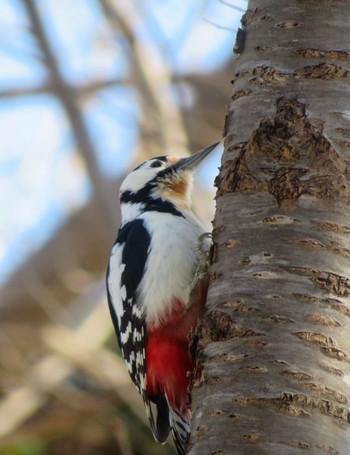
217, 97, 350, 207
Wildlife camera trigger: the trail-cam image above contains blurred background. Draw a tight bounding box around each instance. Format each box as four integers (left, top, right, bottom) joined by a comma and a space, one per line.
0, 0, 245, 453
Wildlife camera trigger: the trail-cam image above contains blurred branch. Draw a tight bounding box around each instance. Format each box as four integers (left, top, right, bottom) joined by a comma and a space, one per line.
23, 266, 72, 323
203, 18, 236, 32
218, 0, 246, 12
0, 85, 50, 98
0, 286, 145, 439
0, 355, 70, 438
22, 0, 116, 230
99, 0, 189, 158
0, 77, 126, 99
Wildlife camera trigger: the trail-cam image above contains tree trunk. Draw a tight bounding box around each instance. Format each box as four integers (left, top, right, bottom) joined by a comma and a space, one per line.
189, 1, 350, 454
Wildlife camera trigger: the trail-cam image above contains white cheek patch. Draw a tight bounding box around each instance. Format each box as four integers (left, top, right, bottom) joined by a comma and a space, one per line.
120, 167, 159, 194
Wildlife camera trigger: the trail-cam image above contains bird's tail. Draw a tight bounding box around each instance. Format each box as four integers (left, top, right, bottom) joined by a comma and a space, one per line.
145, 393, 190, 454
168, 406, 191, 455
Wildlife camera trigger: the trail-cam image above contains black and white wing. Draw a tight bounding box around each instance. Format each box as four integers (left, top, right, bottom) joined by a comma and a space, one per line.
106, 218, 169, 442
106, 219, 150, 393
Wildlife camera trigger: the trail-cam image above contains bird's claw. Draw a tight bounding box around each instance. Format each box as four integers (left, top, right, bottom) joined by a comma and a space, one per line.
191, 232, 211, 287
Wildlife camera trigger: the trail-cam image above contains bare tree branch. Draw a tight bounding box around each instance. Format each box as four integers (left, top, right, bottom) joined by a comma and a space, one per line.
218, 0, 246, 12
99, 0, 189, 159
203, 18, 236, 32
0, 284, 144, 439
0, 77, 127, 100
22, 0, 116, 230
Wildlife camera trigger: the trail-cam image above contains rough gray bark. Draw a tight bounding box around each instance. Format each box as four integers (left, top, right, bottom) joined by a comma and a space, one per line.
189, 1, 350, 454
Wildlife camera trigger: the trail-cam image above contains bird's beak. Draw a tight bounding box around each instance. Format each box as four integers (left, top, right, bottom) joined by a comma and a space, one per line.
172, 142, 220, 171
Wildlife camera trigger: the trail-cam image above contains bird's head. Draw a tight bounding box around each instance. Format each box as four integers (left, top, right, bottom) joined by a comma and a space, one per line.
119, 142, 219, 221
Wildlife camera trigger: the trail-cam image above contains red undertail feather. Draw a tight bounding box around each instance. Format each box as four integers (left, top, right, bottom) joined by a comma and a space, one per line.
146, 300, 193, 415
146, 276, 209, 416
146, 277, 209, 454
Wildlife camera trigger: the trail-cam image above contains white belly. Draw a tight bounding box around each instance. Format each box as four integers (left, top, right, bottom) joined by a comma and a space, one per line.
139, 211, 205, 326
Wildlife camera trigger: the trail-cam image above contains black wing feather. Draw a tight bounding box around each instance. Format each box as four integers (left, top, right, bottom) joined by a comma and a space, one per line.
107, 219, 150, 388
118, 219, 150, 306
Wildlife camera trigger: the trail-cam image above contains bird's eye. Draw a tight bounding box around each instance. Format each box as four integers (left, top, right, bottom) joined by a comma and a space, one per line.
150, 160, 163, 168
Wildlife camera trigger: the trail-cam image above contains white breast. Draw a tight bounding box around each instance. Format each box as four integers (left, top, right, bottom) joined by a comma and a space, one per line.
139, 210, 205, 326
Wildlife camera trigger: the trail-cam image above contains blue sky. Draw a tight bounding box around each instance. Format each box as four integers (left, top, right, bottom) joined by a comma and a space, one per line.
0, 0, 244, 284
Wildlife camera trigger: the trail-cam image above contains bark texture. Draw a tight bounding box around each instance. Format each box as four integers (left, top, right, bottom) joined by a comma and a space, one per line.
189, 1, 350, 454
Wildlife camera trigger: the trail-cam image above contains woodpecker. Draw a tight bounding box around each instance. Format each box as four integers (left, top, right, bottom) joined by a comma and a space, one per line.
106, 142, 218, 454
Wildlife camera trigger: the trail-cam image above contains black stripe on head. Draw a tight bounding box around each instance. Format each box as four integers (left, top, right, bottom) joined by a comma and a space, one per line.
120, 188, 184, 218
120, 155, 186, 217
